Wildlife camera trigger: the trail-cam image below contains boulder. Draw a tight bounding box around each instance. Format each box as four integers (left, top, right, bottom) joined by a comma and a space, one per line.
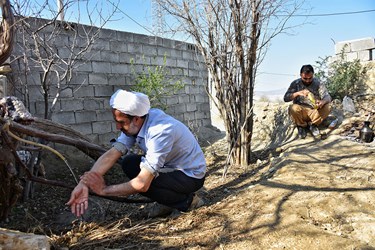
0, 228, 50, 250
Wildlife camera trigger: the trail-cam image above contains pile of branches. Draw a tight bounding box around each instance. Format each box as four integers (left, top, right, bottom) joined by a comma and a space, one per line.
0, 96, 106, 221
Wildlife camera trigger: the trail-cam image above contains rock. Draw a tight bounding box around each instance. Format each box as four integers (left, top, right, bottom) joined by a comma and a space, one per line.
0, 228, 50, 250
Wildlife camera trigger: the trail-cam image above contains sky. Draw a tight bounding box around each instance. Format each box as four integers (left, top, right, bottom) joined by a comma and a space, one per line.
255, 0, 375, 92
37, 0, 375, 92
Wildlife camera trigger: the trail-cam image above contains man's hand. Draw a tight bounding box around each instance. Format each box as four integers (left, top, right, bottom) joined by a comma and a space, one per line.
81, 171, 107, 196
292, 89, 310, 100
298, 89, 310, 97
66, 182, 89, 217
316, 100, 326, 109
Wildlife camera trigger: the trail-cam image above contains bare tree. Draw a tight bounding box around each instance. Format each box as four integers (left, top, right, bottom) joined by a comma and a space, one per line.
11, 0, 120, 119
3, 0, 120, 201
157, 0, 304, 173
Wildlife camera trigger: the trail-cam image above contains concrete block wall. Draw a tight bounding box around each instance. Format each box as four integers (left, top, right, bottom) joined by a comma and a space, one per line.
332, 37, 375, 95
8, 17, 211, 146
334, 37, 375, 62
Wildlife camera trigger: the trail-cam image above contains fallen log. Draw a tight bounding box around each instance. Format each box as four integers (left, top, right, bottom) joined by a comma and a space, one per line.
1, 117, 107, 160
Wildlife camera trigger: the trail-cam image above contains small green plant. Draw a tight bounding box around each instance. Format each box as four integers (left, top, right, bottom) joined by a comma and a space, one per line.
315, 45, 368, 100
130, 55, 184, 110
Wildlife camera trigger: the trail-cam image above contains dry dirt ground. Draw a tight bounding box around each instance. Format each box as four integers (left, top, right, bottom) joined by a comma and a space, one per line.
1, 102, 375, 249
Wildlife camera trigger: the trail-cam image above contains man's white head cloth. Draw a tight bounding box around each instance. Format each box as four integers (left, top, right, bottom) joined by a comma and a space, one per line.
110, 89, 150, 116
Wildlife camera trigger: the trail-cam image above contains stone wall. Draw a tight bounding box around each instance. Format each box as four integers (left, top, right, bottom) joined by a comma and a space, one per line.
364, 61, 375, 94
6, 17, 210, 145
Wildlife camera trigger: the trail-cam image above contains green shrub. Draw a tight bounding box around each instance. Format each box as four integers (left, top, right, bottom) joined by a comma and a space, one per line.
130, 55, 184, 110
315, 45, 368, 100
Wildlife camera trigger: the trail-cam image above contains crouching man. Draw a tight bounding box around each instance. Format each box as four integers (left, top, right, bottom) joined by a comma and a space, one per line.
67, 89, 206, 218
284, 64, 332, 139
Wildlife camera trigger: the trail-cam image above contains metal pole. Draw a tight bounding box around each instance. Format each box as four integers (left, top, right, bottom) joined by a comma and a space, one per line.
57, 0, 64, 21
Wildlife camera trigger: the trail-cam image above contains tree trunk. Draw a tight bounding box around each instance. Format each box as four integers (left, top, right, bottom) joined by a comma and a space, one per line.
0, 0, 14, 65
225, 0, 260, 168
0, 133, 23, 221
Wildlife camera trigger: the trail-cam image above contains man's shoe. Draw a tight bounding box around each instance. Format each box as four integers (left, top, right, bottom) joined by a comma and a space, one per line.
309, 124, 320, 137
297, 126, 307, 139
148, 203, 174, 218
189, 194, 205, 211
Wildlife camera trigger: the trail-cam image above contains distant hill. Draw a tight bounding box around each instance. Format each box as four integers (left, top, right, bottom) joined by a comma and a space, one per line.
254, 88, 286, 102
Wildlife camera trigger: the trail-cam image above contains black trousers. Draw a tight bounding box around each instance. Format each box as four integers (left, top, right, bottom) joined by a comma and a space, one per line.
121, 154, 205, 212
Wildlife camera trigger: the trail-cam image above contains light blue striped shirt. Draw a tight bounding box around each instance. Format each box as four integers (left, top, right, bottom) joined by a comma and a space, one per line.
115, 108, 206, 179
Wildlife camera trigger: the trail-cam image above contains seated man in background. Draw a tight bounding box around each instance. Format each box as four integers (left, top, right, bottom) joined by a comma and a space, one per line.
67, 89, 206, 218
284, 64, 332, 139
